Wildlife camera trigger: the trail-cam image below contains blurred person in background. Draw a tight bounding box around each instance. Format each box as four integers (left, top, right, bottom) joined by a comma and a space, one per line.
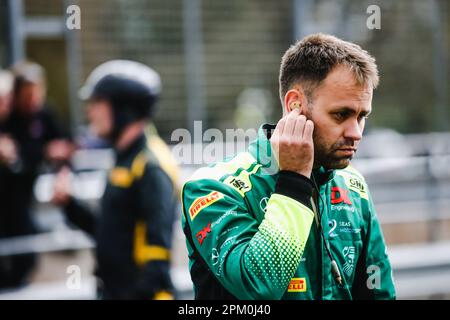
52, 60, 180, 300
0, 70, 14, 128
0, 71, 19, 251
7, 61, 74, 169
0, 62, 74, 289
0, 70, 16, 164
0, 70, 17, 165
181, 34, 395, 300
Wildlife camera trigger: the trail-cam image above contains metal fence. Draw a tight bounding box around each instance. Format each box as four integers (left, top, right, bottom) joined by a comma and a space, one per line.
1, 0, 448, 139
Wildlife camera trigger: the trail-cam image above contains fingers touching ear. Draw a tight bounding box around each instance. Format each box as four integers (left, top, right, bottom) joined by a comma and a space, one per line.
284, 88, 308, 115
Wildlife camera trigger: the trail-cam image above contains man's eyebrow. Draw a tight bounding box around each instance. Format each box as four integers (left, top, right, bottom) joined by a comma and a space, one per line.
332, 106, 357, 114
333, 106, 371, 116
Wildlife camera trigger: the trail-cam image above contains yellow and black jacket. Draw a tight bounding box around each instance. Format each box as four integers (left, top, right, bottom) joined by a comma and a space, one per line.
64, 132, 179, 299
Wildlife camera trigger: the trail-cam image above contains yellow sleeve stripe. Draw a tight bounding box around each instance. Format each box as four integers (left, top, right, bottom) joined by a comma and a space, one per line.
134, 221, 170, 266
131, 152, 147, 179
153, 290, 174, 300
108, 152, 148, 188
109, 167, 134, 188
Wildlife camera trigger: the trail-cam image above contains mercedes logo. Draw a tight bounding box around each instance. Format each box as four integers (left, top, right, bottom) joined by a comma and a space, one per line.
211, 248, 219, 265
259, 197, 269, 213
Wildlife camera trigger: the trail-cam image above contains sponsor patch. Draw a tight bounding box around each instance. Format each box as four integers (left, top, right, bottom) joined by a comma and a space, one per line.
211, 210, 238, 229
259, 197, 269, 213
224, 176, 251, 196
329, 220, 361, 238
189, 191, 224, 220
196, 222, 212, 245
331, 204, 355, 213
336, 171, 368, 200
331, 187, 352, 205
343, 246, 356, 276
288, 278, 307, 292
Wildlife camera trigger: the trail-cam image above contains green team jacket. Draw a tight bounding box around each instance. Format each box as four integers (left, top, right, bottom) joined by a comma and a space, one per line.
181, 124, 396, 300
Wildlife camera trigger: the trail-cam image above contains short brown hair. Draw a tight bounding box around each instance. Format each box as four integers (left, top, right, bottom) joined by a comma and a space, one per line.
279, 33, 379, 104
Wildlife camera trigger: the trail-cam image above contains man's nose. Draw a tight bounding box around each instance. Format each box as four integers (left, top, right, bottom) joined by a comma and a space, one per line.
344, 120, 363, 142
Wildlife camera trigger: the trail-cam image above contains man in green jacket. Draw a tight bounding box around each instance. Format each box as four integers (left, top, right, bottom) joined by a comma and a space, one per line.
181, 33, 396, 300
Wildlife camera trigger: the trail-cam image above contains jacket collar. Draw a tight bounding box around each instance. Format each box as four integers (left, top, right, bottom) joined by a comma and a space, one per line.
248, 123, 335, 185
116, 133, 146, 161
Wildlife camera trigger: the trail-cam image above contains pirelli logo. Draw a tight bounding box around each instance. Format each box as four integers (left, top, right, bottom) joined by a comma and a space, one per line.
189, 191, 224, 220
288, 278, 307, 292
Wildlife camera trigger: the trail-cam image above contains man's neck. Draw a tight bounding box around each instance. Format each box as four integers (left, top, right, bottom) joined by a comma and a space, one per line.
115, 121, 145, 152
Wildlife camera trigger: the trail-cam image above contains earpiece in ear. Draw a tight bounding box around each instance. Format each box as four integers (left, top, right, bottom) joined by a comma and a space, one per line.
290, 101, 301, 110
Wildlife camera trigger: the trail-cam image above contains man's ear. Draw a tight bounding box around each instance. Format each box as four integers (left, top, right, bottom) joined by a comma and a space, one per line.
284, 88, 308, 115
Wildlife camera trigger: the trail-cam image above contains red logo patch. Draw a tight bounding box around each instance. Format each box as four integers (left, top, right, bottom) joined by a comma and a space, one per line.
331, 187, 352, 205
196, 222, 212, 245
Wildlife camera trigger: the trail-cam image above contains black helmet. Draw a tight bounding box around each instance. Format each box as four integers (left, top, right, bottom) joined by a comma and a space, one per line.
79, 60, 161, 140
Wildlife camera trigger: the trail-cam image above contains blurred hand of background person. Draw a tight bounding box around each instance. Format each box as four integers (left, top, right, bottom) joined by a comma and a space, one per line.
51, 165, 73, 206
0, 134, 18, 166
